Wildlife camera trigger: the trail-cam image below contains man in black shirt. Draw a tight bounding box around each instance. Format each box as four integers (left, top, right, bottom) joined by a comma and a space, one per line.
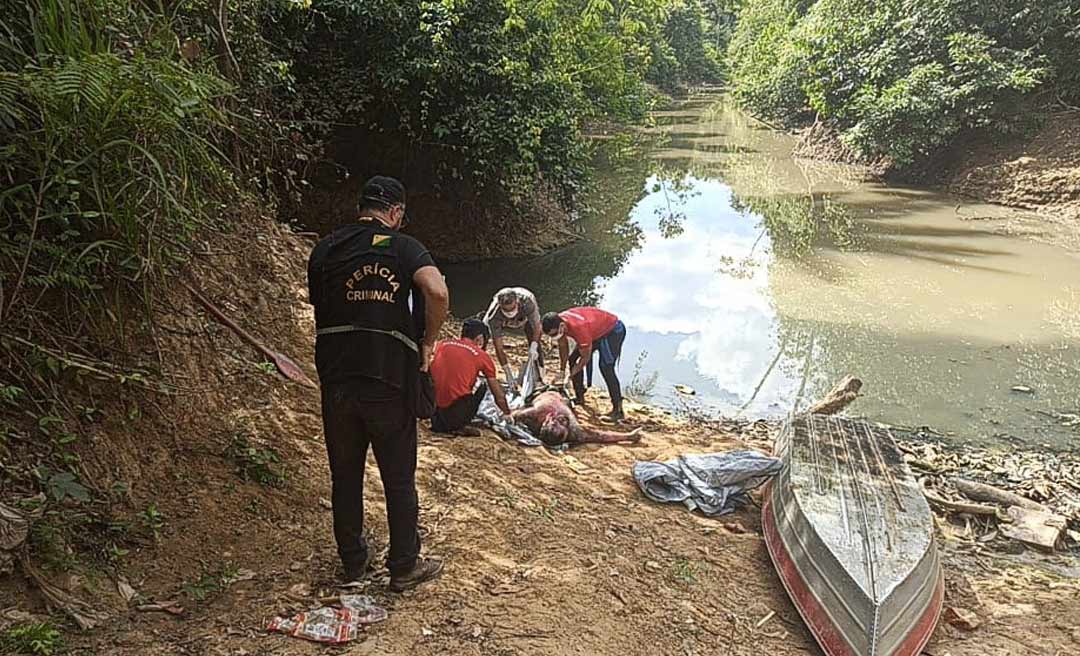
307, 176, 449, 591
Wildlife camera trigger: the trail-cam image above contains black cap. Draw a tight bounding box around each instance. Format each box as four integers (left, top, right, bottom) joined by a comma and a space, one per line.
361, 176, 405, 208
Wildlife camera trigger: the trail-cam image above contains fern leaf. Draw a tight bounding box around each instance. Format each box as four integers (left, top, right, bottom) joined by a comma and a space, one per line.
0, 72, 27, 128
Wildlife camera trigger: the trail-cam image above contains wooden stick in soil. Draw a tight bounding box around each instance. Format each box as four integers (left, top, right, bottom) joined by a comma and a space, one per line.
185, 282, 316, 388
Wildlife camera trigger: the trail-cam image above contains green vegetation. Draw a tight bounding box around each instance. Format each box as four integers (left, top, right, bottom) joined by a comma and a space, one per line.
271, 0, 727, 205
0, 1, 249, 343
727, 0, 1080, 169
625, 350, 660, 399
182, 562, 240, 602
225, 434, 287, 488
530, 497, 560, 521
495, 492, 519, 509
138, 503, 166, 540
1, 622, 64, 656
671, 557, 701, 585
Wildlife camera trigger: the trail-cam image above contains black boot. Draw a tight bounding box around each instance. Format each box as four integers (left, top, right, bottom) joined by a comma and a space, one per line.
389, 557, 444, 592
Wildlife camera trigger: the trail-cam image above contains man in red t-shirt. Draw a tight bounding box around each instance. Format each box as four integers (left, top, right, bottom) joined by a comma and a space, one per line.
430, 319, 511, 434
541, 307, 627, 422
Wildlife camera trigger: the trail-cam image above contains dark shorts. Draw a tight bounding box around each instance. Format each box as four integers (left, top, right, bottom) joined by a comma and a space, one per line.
595, 320, 626, 367
430, 383, 488, 433
570, 320, 626, 407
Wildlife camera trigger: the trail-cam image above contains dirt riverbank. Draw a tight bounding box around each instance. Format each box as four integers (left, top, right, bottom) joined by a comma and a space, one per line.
792, 109, 1080, 226
2, 213, 1078, 656
49, 383, 1080, 656
937, 110, 1080, 224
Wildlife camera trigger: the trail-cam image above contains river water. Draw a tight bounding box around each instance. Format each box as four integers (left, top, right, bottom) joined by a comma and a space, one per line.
443, 95, 1080, 449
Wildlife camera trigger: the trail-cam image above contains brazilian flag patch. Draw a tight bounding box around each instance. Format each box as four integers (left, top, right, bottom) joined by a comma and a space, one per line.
372, 234, 392, 248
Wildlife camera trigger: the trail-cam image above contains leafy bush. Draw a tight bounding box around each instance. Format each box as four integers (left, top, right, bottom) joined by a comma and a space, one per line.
649, 1, 725, 91
1, 622, 64, 656
226, 434, 287, 487
799, 0, 1045, 167
0, 0, 243, 376
725, 0, 810, 119
727, 0, 1072, 169
270, 0, 723, 205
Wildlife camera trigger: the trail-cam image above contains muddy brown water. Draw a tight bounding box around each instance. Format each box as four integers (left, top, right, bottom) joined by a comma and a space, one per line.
443, 96, 1080, 450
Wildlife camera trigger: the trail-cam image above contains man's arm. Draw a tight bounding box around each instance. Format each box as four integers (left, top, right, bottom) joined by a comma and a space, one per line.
492, 334, 509, 366
486, 375, 512, 415
413, 265, 449, 371
527, 307, 542, 343
492, 334, 518, 391
568, 343, 591, 378
556, 336, 570, 382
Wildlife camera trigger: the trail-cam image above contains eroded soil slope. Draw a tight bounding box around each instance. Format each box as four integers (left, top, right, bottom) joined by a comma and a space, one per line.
943, 110, 1080, 224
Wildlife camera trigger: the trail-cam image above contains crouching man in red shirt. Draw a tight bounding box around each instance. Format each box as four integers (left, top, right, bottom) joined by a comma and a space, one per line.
430, 319, 512, 435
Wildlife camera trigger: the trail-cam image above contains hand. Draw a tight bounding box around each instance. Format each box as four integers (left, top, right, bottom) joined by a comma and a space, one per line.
502, 412, 514, 424
420, 341, 434, 372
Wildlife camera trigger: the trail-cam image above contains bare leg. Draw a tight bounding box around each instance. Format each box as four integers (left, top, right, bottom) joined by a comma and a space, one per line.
577, 427, 642, 445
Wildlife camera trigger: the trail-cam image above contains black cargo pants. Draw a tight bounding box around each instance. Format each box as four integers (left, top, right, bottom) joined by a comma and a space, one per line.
321, 383, 420, 578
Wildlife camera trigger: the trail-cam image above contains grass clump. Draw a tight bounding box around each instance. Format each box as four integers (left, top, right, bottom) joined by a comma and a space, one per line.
225, 434, 287, 488
1, 622, 64, 656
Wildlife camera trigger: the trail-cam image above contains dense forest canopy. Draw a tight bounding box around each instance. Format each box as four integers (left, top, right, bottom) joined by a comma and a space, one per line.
0, 0, 725, 351
726, 0, 1080, 170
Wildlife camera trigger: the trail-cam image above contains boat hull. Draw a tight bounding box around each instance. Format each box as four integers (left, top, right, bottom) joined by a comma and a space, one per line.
762, 415, 944, 656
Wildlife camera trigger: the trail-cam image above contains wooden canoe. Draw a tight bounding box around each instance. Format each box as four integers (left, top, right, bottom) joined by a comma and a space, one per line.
762, 414, 943, 656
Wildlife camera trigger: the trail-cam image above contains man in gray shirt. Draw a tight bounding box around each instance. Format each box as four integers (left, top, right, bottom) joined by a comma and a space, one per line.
482, 287, 543, 389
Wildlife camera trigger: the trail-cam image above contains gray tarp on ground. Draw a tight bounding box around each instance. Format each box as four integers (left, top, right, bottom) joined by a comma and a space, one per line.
632, 451, 783, 516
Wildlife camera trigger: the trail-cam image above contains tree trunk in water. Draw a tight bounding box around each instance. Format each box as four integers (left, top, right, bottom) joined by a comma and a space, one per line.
804, 374, 862, 416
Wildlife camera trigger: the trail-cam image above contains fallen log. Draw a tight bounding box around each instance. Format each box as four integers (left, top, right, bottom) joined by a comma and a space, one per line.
922, 489, 1008, 521
953, 478, 1048, 513
805, 375, 862, 416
